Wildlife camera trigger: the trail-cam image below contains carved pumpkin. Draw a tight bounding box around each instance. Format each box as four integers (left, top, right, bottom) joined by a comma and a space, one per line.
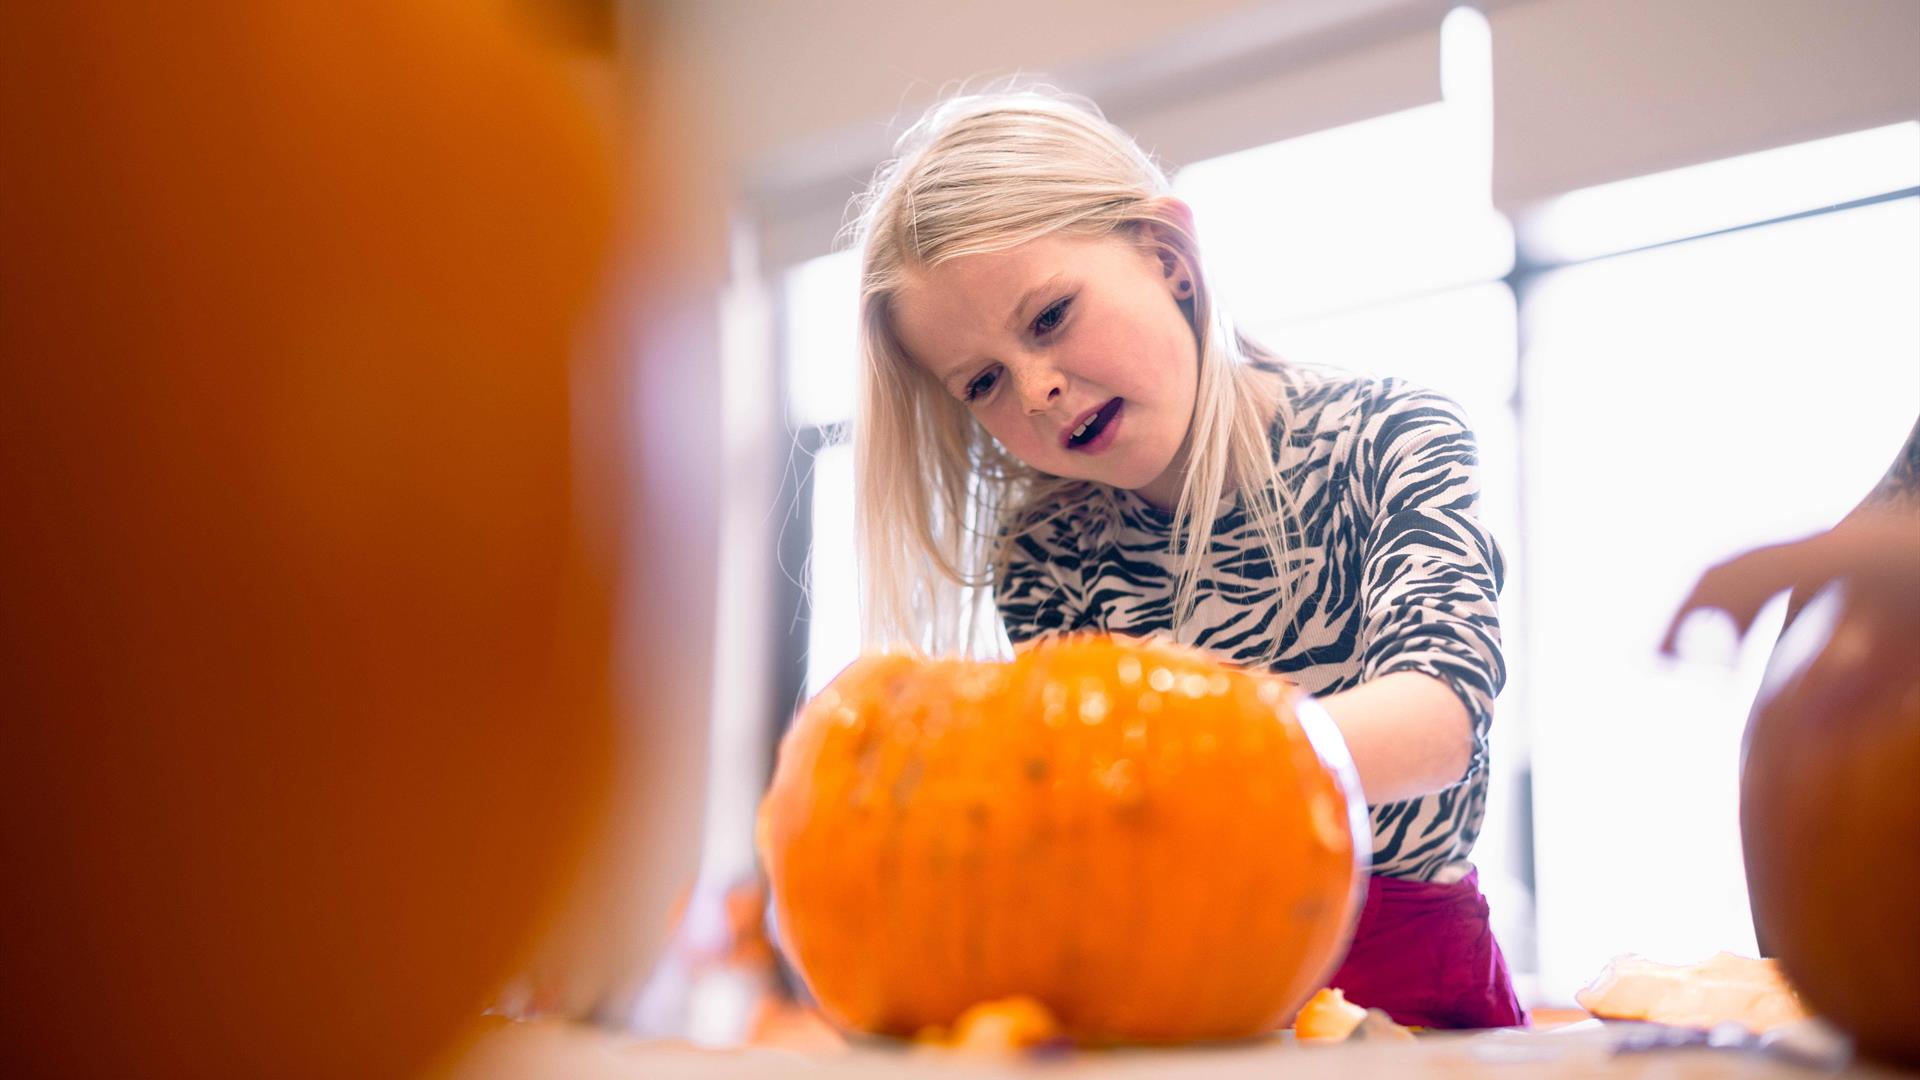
0, 3, 652, 1076
757, 636, 1369, 1043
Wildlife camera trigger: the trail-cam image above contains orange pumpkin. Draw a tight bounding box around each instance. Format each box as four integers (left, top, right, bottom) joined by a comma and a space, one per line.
1669, 515, 1920, 1066
1742, 578, 1920, 1065
757, 636, 1369, 1043
0, 3, 645, 1077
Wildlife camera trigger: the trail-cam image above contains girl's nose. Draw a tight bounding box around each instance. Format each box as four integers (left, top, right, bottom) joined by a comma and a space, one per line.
1015, 362, 1066, 415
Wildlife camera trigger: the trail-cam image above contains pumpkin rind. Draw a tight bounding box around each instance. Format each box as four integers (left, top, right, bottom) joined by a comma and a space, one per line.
1293, 987, 1369, 1042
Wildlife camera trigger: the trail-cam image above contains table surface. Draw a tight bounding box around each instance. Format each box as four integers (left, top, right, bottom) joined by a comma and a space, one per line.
439, 1017, 1915, 1079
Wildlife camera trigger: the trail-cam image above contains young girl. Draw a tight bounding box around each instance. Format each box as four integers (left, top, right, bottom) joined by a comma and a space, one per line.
847, 88, 1523, 1029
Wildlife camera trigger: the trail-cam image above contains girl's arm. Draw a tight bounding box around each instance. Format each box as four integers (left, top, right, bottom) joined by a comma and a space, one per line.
1318, 670, 1474, 805
1338, 385, 1507, 806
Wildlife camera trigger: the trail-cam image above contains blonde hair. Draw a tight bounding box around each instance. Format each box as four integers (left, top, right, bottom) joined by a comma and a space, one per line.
848, 87, 1302, 660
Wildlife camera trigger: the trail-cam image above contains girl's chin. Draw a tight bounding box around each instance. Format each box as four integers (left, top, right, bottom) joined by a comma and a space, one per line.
1096, 460, 1179, 495
1034, 446, 1176, 491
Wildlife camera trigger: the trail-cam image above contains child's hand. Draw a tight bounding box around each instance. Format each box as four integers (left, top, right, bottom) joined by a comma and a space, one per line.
1660, 512, 1920, 656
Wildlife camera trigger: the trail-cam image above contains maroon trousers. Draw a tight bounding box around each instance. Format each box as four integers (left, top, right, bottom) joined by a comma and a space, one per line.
1322, 868, 1528, 1029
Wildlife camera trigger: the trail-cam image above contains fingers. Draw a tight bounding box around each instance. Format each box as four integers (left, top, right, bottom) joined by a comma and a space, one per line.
1661, 541, 1810, 657
1662, 512, 1919, 662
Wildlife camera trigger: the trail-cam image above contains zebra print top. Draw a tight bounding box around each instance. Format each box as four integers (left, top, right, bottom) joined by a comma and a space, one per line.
994, 365, 1506, 882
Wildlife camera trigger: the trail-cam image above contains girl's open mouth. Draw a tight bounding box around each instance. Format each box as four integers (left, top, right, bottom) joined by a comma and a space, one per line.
1064, 397, 1123, 453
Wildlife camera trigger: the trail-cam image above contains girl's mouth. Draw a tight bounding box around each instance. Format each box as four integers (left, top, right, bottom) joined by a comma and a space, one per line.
1064, 397, 1124, 453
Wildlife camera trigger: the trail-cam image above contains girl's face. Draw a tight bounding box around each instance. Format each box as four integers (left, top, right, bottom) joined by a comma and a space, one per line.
891, 226, 1199, 508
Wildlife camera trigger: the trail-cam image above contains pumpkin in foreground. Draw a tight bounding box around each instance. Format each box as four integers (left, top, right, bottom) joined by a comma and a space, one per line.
1666, 515, 1920, 1066
757, 635, 1370, 1042
1742, 579, 1920, 1065
0, 4, 635, 1076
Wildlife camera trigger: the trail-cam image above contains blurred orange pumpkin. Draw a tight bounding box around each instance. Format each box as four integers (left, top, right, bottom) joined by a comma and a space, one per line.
1668, 514, 1920, 1066
0, 3, 635, 1077
757, 636, 1369, 1043
1743, 576, 1920, 1065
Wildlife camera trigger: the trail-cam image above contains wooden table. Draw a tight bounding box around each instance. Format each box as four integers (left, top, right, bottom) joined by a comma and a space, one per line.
441, 1017, 1915, 1078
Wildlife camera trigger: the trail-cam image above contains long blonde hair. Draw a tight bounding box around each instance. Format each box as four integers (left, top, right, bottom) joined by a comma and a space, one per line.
848, 88, 1302, 660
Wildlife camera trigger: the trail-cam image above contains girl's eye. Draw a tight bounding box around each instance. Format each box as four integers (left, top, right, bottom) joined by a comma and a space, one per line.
1033, 297, 1072, 337
964, 368, 999, 402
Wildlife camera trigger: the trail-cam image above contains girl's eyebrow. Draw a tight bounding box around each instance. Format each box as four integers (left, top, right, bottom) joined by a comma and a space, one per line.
1004, 273, 1064, 334
938, 355, 984, 397
936, 273, 1069, 394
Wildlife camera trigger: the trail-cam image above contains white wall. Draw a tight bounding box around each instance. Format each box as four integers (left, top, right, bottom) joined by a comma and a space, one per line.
660, 0, 1920, 234
1489, 0, 1920, 210
658, 0, 1436, 179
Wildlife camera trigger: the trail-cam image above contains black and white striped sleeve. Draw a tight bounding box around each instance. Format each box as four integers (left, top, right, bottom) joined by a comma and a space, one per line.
1353, 386, 1507, 782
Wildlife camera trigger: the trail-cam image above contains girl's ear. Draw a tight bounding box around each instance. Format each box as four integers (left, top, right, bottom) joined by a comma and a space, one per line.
1140, 196, 1200, 299
1146, 195, 1198, 240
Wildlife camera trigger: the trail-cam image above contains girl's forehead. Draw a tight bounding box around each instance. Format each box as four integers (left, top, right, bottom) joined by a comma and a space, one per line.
896, 245, 1035, 337
916, 236, 1053, 288
901, 232, 1135, 305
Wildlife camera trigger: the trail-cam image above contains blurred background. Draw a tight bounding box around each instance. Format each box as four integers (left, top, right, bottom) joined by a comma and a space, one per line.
639, 0, 1920, 1023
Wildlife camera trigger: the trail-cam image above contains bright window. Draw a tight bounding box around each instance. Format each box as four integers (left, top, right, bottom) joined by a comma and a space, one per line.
1526, 122, 1920, 265
802, 440, 859, 698
1177, 101, 1511, 324
1523, 173, 1920, 1003
783, 249, 860, 430
778, 250, 863, 697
